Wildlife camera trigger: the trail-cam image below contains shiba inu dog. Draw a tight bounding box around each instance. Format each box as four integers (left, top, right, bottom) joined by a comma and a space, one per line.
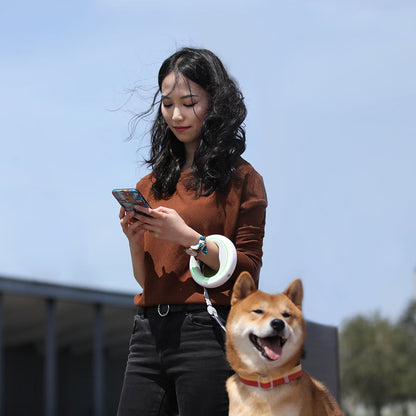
225, 272, 343, 416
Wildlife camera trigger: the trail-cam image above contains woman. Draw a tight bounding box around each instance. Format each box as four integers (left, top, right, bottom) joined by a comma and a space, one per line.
117, 47, 267, 416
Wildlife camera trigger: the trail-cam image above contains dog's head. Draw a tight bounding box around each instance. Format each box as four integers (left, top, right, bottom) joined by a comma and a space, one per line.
226, 272, 305, 375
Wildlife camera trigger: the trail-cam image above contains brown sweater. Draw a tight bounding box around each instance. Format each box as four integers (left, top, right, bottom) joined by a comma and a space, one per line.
133, 158, 267, 307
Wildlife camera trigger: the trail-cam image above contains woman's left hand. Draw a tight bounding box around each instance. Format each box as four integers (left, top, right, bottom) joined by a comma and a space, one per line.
134, 204, 220, 271
133, 205, 198, 247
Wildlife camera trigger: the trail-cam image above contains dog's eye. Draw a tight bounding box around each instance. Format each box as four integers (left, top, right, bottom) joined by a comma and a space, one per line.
253, 309, 264, 314
282, 312, 291, 318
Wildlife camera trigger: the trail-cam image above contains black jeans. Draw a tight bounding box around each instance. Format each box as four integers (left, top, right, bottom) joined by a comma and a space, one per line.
117, 305, 232, 416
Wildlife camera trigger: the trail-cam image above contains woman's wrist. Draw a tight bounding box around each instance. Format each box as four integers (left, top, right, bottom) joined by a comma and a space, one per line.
129, 240, 144, 253
181, 228, 202, 248
185, 235, 207, 257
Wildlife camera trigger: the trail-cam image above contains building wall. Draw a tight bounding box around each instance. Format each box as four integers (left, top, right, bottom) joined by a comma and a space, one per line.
4, 344, 128, 416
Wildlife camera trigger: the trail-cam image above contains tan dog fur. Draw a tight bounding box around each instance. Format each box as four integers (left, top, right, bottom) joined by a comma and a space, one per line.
225, 272, 343, 416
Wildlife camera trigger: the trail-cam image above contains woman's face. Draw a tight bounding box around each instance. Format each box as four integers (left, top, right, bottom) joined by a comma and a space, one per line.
161, 72, 210, 148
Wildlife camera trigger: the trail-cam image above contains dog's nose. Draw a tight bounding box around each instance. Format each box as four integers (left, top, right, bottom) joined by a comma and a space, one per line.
270, 319, 285, 331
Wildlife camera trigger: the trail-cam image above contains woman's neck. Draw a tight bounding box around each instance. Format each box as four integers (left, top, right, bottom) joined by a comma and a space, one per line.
182, 142, 197, 172
181, 165, 192, 172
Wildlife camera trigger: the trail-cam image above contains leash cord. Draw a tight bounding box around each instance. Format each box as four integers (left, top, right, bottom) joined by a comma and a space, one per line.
203, 287, 226, 332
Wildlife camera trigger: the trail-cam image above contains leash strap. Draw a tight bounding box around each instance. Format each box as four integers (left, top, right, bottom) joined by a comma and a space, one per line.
203, 287, 226, 332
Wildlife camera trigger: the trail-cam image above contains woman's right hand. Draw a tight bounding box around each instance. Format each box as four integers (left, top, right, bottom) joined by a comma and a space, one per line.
119, 207, 145, 249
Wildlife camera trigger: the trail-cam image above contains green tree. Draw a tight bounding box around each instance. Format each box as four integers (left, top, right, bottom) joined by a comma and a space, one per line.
340, 313, 397, 416
399, 300, 416, 336
391, 300, 416, 415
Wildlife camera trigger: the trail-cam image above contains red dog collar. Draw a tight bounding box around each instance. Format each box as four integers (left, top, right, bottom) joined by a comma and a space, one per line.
238, 364, 303, 389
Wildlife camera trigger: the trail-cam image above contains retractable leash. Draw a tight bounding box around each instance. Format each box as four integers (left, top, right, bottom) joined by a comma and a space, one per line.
188, 234, 238, 332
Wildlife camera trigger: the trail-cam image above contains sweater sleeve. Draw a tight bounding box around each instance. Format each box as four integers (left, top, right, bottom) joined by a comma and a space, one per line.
233, 169, 267, 287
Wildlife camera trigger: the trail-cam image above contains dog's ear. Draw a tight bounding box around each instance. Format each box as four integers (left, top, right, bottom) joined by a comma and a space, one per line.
283, 278, 303, 310
231, 272, 257, 306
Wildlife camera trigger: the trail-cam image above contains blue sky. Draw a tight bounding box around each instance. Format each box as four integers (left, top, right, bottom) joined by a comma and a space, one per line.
1, 0, 415, 327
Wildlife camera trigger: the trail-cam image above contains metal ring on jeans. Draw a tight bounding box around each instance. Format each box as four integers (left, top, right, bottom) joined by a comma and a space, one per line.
157, 304, 170, 317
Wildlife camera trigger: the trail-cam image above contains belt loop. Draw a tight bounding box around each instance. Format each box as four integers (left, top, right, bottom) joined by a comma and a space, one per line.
157, 304, 170, 317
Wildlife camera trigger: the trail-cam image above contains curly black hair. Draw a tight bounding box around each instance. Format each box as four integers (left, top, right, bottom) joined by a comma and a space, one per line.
132, 47, 247, 199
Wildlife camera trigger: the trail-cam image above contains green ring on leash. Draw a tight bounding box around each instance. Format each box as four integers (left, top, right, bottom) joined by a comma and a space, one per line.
189, 234, 237, 288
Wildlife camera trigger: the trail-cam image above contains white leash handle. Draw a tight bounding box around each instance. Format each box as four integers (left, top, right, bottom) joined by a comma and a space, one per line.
189, 235, 237, 288
189, 235, 237, 332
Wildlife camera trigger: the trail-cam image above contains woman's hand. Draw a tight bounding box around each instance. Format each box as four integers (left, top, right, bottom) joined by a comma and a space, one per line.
132, 205, 197, 247
133, 205, 220, 271
119, 207, 146, 287
119, 207, 146, 249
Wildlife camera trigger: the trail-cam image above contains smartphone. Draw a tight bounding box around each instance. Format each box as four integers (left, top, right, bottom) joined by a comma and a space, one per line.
112, 188, 152, 218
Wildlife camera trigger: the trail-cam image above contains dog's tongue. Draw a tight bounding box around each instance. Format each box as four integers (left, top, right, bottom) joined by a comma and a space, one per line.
262, 337, 282, 361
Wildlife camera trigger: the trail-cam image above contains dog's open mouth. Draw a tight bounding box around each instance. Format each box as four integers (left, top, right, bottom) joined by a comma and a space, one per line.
249, 334, 287, 361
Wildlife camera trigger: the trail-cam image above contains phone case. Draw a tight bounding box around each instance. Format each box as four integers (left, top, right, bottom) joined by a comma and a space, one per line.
112, 188, 151, 216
